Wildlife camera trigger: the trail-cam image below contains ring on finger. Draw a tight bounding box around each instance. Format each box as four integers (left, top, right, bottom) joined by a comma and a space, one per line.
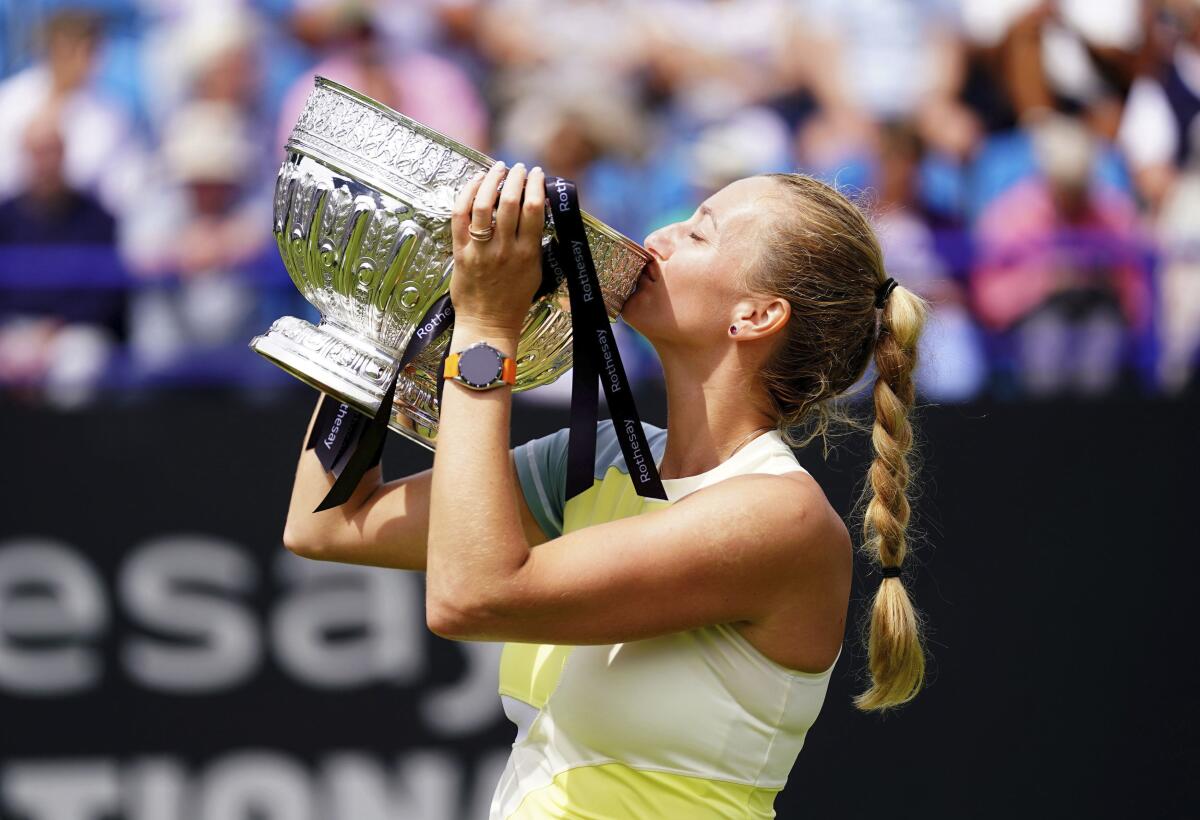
468, 211, 496, 242
468, 222, 495, 242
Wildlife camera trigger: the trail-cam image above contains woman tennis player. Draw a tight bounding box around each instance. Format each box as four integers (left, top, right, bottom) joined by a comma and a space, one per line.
283, 161, 930, 818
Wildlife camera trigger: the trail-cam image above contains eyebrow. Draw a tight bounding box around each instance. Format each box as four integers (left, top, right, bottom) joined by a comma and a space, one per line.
699, 205, 718, 232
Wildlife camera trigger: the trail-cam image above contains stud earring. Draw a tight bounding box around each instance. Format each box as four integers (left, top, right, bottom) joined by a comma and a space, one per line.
729, 325, 738, 335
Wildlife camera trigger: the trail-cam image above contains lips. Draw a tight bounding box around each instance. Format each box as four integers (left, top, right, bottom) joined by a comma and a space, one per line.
641, 260, 660, 282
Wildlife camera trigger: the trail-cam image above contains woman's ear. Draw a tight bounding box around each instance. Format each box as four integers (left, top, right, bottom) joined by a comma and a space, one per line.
731, 297, 789, 341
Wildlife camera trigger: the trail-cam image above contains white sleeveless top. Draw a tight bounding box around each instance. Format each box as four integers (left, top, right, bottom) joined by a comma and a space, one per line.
495, 421, 841, 819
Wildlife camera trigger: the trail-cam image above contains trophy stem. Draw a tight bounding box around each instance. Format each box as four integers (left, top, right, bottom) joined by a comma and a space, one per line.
250, 316, 398, 416
251, 314, 444, 451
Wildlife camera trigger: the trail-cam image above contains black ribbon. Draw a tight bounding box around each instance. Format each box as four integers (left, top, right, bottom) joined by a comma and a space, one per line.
307, 293, 455, 512
306, 174, 666, 510
306, 394, 362, 474
544, 176, 666, 502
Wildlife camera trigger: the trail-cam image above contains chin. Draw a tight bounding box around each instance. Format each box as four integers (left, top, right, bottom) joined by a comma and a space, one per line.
620, 293, 648, 335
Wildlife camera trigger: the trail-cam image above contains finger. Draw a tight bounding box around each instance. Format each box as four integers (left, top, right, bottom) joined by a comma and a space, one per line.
495, 162, 527, 240
471, 159, 507, 231
517, 165, 547, 244
452, 170, 486, 250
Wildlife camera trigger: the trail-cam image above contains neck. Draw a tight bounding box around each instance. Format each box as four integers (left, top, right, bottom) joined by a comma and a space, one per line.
656, 343, 778, 481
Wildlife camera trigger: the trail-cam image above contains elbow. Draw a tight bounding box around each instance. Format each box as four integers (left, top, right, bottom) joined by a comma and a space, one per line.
426, 599, 463, 640
282, 524, 327, 561
425, 546, 528, 640
426, 590, 501, 641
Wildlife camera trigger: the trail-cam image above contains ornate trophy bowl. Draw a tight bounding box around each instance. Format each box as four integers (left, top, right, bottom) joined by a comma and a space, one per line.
250, 77, 650, 451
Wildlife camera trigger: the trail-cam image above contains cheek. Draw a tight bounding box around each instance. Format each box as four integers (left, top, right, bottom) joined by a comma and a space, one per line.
668, 279, 729, 331
632, 244, 741, 329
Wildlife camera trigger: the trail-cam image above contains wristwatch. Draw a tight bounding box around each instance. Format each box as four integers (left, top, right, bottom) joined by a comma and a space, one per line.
443, 340, 517, 390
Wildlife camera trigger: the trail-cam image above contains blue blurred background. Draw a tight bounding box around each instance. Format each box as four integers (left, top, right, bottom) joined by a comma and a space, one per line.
3, 0, 1199, 407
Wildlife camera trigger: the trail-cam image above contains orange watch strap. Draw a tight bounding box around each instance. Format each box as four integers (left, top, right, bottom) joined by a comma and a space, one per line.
443, 352, 460, 379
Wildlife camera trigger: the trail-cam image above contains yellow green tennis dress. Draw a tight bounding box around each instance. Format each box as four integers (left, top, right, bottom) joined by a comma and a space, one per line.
493, 420, 841, 819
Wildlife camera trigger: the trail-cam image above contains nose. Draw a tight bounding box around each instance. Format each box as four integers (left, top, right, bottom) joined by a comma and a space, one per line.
643, 227, 672, 261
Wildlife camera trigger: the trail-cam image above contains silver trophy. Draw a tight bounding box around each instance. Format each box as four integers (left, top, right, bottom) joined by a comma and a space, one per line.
250, 77, 649, 451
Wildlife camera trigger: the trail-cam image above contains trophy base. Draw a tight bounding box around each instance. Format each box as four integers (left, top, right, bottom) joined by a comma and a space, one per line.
250, 316, 441, 453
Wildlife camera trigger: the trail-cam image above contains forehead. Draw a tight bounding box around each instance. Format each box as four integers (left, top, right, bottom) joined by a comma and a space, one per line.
703, 177, 780, 225
697, 178, 780, 254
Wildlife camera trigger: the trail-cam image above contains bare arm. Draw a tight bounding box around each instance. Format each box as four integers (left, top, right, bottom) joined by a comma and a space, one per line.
281, 394, 550, 570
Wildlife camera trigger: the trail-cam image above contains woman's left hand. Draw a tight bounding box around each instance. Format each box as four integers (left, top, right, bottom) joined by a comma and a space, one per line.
449, 160, 546, 333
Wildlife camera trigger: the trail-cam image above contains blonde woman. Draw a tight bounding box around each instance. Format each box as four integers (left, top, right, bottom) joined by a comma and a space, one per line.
283, 160, 930, 818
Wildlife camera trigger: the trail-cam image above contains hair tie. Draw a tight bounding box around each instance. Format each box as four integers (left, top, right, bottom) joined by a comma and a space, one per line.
874, 277, 898, 309
880, 566, 902, 579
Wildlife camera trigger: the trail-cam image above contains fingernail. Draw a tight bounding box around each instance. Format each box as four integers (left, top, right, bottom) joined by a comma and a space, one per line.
532, 166, 543, 175
493, 159, 506, 170
513, 162, 526, 172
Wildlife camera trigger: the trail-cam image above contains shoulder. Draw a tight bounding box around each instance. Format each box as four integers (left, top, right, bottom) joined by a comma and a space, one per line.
0, 66, 46, 105
631, 470, 852, 629
681, 470, 851, 576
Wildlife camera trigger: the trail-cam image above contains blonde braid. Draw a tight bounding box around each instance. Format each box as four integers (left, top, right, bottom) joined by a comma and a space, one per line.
854, 283, 928, 711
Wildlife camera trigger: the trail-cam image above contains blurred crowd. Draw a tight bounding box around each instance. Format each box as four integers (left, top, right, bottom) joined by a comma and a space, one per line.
1, 0, 1199, 408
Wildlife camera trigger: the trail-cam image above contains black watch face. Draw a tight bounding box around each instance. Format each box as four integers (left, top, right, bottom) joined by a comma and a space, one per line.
459, 344, 503, 387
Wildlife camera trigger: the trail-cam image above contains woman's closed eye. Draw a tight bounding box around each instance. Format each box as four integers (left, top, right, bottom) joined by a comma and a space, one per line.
689, 231, 705, 242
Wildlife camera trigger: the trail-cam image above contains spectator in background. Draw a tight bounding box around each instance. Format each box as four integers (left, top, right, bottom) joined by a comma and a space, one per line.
277, 2, 488, 152
1119, 0, 1200, 211
124, 101, 270, 373
1155, 159, 1200, 394
0, 107, 115, 246
872, 122, 987, 401
478, 0, 644, 109
0, 9, 148, 222
636, 0, 799, 123
1129, 2, 1200, 394
291, 0, 478, 58
135, 0, 258, 15
970, 115, 1150, 398
0, 107, 122, 407
686, 106, 793, 202
140, 6, 277, 209
288, 0, 486, 67
124, 7, 279, 377
793, 0, 981, 183
142, 6, 265, 128
962, 0, 1141, 138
